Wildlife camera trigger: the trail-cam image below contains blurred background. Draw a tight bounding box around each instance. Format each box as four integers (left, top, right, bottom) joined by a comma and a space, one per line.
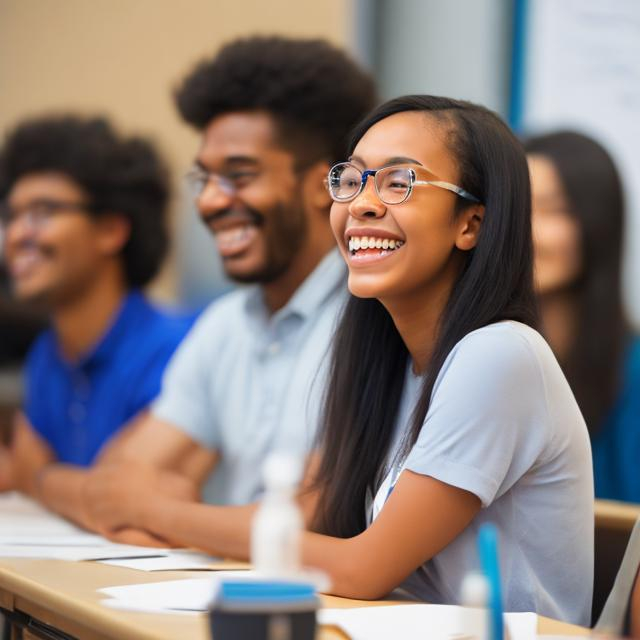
1, 0, 639, 358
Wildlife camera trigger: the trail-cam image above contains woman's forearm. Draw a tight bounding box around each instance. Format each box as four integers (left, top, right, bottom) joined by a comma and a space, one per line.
138, 496, 389, 599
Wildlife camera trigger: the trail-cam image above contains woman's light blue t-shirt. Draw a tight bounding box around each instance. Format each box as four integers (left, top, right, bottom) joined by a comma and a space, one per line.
369, 321, 594, 626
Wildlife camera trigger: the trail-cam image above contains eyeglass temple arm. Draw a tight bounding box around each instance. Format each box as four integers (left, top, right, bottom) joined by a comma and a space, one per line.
414, 180, 480, 203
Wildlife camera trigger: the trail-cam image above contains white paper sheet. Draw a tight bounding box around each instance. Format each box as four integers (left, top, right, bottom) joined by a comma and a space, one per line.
99, 578, 538, 640
99, 570, 330, 611
319, 605, 538, 640
0, 533, 108, 546
97, 550, 224, 571
0, 543, 168, 561
0, 492, 170, 561
99, 574, 256, 611
0, 492, 86, 537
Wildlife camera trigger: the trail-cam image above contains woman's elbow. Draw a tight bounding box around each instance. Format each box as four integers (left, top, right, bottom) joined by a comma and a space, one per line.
325, 548, 397, 600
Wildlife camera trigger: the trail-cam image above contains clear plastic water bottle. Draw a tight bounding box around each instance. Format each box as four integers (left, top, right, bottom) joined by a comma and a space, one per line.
251, 453, 304, 576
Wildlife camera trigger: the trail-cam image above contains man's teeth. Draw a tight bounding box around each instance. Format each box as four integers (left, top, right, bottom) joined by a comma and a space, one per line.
216, 225, 251, 248
11, 250, 44, 276
348, 236, 405, 253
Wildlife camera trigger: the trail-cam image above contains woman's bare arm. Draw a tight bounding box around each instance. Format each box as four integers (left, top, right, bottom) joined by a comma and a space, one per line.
86, 465, 480, 599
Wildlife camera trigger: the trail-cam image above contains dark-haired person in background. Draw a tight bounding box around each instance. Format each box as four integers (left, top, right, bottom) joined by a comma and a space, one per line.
525, 131, 640, 502
0, 116, 194, 525
83, 36, 376, 533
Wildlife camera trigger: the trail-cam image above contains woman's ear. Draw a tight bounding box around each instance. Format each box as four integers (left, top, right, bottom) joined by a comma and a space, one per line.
301, 161, 332, 211
455, 204, 485, 251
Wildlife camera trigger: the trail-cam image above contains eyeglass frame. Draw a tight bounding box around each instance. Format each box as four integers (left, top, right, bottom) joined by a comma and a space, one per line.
185, 156, 324, 200
0, 198, 96, 232
326, 162, 481, 205
184, 166, 237, 198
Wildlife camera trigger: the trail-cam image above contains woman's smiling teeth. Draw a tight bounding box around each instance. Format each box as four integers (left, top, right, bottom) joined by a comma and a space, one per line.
348, 235, 405, 255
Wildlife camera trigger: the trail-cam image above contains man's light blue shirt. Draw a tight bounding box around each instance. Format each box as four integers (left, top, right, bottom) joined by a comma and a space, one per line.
152, 250, 347, 505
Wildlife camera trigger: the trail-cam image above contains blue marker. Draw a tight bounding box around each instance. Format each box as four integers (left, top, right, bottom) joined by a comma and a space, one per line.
478, 523, 504, 640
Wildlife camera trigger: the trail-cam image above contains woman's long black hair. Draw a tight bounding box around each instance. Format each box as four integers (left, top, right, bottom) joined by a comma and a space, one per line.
524, 131, 627, 436
312, 95, 537, 539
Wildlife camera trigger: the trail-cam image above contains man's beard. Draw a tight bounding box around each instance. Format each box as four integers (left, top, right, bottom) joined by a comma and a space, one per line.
206, 196, 308, 285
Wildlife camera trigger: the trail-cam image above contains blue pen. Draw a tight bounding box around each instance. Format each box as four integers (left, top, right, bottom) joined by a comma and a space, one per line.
478, 523, 504, 640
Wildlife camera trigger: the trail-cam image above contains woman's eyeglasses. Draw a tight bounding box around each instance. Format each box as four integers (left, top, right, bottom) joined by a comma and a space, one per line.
326, 162, 480, 205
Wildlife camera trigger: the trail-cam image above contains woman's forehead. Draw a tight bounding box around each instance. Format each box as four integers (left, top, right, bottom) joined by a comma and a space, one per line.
352, 111, 458, 176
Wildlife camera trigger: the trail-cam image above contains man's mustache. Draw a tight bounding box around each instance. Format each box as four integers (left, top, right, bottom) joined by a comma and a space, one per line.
201, 207, 264, 228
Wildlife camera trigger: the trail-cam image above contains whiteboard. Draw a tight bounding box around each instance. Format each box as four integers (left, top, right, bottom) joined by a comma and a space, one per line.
514, 0, 640, 327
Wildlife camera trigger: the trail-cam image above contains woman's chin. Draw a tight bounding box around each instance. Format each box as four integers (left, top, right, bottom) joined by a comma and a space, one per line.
347, 274, 390, 300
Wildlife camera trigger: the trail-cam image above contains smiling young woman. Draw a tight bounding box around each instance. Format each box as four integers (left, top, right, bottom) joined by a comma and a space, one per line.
313, 95, 593, 624
83, 95, 594, 626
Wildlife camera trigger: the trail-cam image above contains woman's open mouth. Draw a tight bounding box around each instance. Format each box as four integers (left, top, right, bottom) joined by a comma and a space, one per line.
347, 234, 405, 263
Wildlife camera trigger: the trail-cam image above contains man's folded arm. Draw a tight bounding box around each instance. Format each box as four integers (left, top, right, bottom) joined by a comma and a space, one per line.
10, 411, 218, 532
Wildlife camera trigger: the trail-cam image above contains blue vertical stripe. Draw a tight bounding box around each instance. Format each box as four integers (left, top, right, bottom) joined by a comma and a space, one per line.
509, 0, 529, 132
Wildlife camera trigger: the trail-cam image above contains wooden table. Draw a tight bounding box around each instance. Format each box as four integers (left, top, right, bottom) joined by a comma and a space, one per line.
0, 558, 588, 640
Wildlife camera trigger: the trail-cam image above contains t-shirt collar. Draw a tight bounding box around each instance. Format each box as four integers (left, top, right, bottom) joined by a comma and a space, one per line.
58, 290, 144, 370
244, 248, 346, 323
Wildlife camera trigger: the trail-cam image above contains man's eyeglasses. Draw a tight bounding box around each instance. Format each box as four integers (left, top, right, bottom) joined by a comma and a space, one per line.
184, 166, 260, 198
326, 162, 481, 205
0, 199, 93, 232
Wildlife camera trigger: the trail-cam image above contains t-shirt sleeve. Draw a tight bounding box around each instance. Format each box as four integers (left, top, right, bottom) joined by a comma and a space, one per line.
122, 319, 194, 422
151, 307, 220, 450
404, 325, 551, 507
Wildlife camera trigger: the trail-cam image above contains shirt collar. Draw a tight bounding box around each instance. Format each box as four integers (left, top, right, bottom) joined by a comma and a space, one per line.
60, 290, 146, 370
244, 249, 346, 323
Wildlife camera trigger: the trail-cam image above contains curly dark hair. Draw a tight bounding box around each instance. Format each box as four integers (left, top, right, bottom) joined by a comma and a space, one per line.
0, 115, 170, 288
175, 36, 377, 164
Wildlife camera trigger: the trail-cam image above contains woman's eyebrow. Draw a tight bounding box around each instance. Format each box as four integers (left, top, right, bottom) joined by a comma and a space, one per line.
383, 156, 424, 168
348, 155, 424, 168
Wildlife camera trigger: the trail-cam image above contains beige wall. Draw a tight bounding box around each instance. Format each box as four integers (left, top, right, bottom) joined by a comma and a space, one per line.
0, 0, 354, 299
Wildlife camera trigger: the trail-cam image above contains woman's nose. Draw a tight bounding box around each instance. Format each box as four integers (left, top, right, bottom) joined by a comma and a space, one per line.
348, 176, 386, 219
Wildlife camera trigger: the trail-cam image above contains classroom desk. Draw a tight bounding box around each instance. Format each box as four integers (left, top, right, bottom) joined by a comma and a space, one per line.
0, 557, 588, 640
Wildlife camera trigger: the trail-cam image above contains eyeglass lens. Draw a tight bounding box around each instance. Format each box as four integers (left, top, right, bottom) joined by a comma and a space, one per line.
329, 164, 413, 205
0, 201, 66, 230
186, 169, 235, 197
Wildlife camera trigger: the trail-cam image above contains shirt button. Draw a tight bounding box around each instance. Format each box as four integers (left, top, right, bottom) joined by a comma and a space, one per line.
73, 375, 91, 400
68, 402, 87, 423
267, 342, 281, 356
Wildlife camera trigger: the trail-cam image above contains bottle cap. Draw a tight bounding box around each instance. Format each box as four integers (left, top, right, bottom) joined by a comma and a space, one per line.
263, 452, 303, 489
461, 571, 489, 607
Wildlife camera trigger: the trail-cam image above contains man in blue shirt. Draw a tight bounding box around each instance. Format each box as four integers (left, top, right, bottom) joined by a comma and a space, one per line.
0, 116, 193, 524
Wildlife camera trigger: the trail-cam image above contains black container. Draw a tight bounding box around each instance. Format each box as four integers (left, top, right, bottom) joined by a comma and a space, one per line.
209, 600, 318, 640
209, 605, 317, 640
